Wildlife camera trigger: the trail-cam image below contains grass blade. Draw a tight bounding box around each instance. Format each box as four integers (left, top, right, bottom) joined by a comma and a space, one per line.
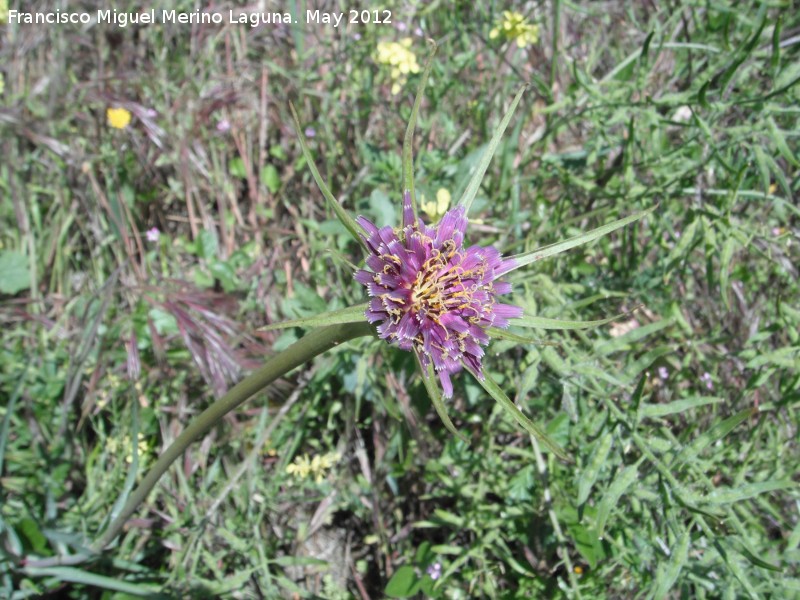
457, 85, 527, 214
596, 458, 644, 537
506, 206, 656, 272
673, 408, 755, 466
22, 567, 159, 596
467, 366, 571, 462
577, 430, 614, 506
403, 40, 437, 218
416, 352, 467, 442
514, 309, 634, 330
702, 480, 793, 505
289, 102, 366, 251
639, 396, 723, 419
261, 303, 369, 330
653, 528, 690, 600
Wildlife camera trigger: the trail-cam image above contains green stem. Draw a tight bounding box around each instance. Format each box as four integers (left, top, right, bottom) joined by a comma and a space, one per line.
94, 321, 374, 552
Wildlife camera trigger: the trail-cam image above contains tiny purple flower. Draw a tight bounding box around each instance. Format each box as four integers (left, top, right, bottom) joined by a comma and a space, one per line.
701, 372, 713, 391
216, 119, 231, 132
658, 366, 669, 380
426, 562, 442, 580
355, 192, 522, 397
304, 126, 316, 138
145, 227, 161, 243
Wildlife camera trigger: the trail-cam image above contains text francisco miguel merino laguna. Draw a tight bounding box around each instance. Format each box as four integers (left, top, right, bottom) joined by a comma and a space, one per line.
6, 8, 346, 28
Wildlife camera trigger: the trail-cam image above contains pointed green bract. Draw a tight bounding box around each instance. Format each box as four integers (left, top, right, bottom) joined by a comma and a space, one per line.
262, 303, 369, 330
506, 206, 657, 272
403, 40, 438, 219
487, 327, 558, 346
466, 366, 571, 462
416, 352, 467, 443
513, 310, 634, 330
457, 85, 528, 214
289, 102, 367, 251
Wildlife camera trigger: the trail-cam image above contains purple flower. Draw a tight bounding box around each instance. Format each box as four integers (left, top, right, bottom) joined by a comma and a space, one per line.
354, 192, 522, 397
145, 227, 160, 243
701, 372, 713, 391
426, 562, 442, 580
304, 126, 316, 138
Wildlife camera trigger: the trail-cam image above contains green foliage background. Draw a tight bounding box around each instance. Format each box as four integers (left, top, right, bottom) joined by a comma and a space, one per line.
1, 1, 798, 597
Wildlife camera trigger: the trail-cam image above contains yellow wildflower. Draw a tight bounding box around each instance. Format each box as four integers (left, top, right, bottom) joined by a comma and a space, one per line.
375, 38, 420, 95
107, 107, 132, 129
490, 11, 539, 48
421, 188, 451, 222
286, 451, 341, 483
107, 433, 149, 464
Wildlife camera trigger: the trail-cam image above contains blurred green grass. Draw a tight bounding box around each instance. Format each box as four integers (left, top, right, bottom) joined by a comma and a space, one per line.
1, 0, 798, 597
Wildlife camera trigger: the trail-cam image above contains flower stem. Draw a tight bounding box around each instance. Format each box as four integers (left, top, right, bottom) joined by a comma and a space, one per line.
93, 321, 374, 552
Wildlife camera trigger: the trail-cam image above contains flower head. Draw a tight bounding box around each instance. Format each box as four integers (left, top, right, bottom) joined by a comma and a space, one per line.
490, 11, 539, 48
426, 562, 442, 580
375, 38, 420, 95
107, 107, 132, 129
355, 192, 522, 397
286, 451, 341, 483
145, 227, 160, 243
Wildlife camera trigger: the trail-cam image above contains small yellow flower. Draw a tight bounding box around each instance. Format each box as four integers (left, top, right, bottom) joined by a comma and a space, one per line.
286, 451, 341, 483
375, 38, 420, 95
490, 11, 539, 48
107, 107, 132, 129
107, 433, 149, 464
421, 188, 451, 222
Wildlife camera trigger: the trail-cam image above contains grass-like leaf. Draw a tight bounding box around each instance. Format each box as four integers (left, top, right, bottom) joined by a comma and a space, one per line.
261, 303, 369, 331
506, 206, 657, 272
673, 408, 755, 466
513, 309, 635, 330
653, 528, 691, 599
457, 85, 527, 214
487, 327, 559, 346
289, 102, 366, 251
403, 40, 437, 218
466, 366, 571, 462
416, 352, 467, 442
577, 430, 614, 506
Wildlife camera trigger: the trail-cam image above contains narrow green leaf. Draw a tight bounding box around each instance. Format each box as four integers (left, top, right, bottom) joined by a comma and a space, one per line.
487, 327, 558, 346
467, 366, 571, 462
596, 458, 643, 537
416, 353, 467, 442
767, 117, 800, 167
262, 303, 369, 331
702, 480, 793, 505
674, 408, 755, 466
403, 40, 437, 218
514, 309, 635, 330
653, 528, 690, 600
457, 85, 527, 214
719, 237, 737, 311
736, 544, 782, 572
640, 396, 723, 419
289, 102, 366, 250
506, 206, 656, 272
577, 430, 614, 506
22, 567, 159, 595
